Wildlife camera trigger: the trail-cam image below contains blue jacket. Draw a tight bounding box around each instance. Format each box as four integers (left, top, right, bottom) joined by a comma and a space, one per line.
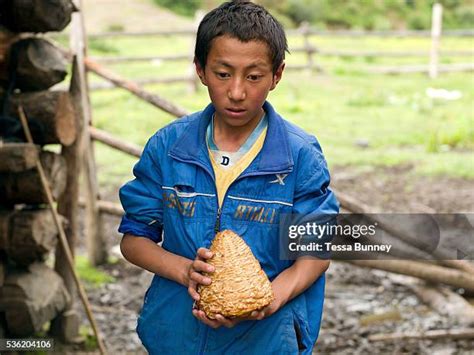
119, 101, 339, 354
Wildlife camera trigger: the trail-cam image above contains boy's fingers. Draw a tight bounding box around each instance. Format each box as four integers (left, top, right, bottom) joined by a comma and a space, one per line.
188, 285, 200, 301
243, 310, 264, 321
192, 259, 215, 273
256, 311, 265, 320
197, 248, 213, 259
189, 271, 212, 285
193, 309, 220, 329
187, 277, 200, 301
215, 314, 237, 328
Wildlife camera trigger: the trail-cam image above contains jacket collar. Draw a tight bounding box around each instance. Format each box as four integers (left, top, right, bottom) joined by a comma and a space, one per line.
169, 101, 294, 174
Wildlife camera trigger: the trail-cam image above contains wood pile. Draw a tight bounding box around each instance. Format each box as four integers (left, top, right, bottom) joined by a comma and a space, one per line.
0, 0, 80, 342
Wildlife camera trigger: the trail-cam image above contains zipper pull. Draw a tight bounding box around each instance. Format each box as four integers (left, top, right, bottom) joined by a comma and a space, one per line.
214, 207, 222, 234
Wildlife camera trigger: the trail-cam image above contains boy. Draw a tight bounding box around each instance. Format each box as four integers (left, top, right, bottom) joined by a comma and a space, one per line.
119, 1, 339, 354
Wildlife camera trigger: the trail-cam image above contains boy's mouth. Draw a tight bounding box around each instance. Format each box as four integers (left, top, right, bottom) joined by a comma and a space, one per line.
226, 107, 246, 113
225, 107, 247, 118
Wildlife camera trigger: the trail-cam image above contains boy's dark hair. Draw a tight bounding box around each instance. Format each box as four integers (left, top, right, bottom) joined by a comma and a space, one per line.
194, 1, 288, 74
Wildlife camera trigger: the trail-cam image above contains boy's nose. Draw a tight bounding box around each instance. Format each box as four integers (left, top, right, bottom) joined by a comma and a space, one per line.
228, 79, 246, 101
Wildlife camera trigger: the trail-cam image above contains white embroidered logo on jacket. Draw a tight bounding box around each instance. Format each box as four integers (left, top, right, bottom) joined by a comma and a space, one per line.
269, 174, 288, 185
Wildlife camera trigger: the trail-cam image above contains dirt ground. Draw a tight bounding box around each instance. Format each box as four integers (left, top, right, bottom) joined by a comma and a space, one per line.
60, 165, 474, 354
82, 0, 192, 33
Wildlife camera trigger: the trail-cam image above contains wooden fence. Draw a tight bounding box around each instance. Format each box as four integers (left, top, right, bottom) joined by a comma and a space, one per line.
64, 4, 474, 91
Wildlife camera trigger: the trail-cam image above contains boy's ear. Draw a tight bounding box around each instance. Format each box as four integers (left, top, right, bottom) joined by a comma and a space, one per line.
270, 62, 285, 91
194, 59, 208, 86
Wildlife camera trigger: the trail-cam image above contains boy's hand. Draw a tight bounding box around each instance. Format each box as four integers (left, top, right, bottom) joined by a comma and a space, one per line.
192, 309, 265, 328
187, 248, 215, 302
192, 285, 286, 329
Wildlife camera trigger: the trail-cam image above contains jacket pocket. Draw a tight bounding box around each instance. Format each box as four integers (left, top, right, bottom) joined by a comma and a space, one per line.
291, 297, 311, 354
293, 317, 306, 352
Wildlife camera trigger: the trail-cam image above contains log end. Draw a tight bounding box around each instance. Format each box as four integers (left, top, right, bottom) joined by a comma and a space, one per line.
55, 92, 77, 146
0, 143, 40, 172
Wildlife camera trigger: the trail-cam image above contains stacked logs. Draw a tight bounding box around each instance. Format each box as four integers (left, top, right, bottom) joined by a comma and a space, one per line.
0, 0, 78, 340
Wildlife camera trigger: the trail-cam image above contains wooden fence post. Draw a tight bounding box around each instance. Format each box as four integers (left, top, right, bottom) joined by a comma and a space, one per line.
301, 22, 314, 74
70, 0, 107, 266
50, 56, 83, 343
429, 3, 443, 79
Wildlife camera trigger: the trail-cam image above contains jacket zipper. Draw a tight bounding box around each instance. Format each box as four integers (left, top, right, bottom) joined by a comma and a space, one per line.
214, 207, 222, 233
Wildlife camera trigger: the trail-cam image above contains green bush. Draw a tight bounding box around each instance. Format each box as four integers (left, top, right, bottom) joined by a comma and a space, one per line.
152, 0, 202, 17
152, 0, 472, 30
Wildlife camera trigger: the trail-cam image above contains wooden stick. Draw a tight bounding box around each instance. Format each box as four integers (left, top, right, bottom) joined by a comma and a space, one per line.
316, 49, 474, 58
285, 64, 324, 72
18, 106, 107, 355
369, 328, 474, 342
286, 28, 473, 37
347, 259, 474, 292
367, 63, 473, 74
78, 198, 124, 217
89, 126, 141, 158
87, 76, 194, 91
91, 54, 190, 64
409, 283, 474, 325
84, 57, 189, 118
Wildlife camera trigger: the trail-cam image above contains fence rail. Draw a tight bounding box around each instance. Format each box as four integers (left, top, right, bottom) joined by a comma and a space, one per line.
74, 28, 473, 39
89, 49, 473, 67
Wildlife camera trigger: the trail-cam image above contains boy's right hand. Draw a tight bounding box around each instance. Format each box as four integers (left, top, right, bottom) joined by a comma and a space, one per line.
187, 247, 215, 302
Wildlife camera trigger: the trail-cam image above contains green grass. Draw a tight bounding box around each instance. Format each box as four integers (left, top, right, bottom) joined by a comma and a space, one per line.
75, 255, 116, 286
84, 34, 473, 186
79, 325, 99, 351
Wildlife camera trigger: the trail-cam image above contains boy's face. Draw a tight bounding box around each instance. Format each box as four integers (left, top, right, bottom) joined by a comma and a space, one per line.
196, 35, 284, 131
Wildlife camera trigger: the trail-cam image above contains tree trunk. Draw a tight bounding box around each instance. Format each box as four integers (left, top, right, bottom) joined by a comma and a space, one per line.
8, 90, 76, 146
0, 151, 67, 205
0, 263, 70, 336
0, 209, 61, 265
0, 143, 39, 172
0, 0, 76, 33
10, 38, 68, 92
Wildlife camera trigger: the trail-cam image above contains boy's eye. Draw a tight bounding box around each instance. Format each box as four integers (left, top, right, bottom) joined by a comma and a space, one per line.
216, 72, 230, 79
247, 74, 262, 81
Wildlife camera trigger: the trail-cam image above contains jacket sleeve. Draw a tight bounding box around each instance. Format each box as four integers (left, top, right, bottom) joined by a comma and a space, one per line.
118, 134, 164, 243
291, 140, 339, 259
